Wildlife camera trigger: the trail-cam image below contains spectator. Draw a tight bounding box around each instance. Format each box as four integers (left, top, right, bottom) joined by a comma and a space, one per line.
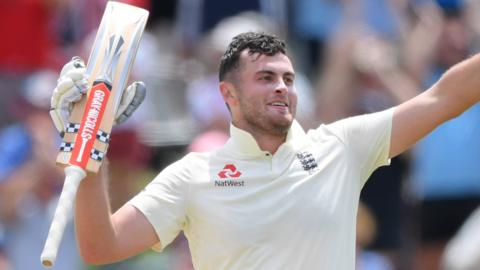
407, 3, 480, 269
315, 24, 417, 268
0, 70, 84, 270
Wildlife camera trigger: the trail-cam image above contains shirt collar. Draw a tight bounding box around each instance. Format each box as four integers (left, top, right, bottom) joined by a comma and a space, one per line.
224, 120, 307, 157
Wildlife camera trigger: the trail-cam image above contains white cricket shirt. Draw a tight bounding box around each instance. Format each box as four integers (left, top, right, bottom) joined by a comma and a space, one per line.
128, 109, 393, 270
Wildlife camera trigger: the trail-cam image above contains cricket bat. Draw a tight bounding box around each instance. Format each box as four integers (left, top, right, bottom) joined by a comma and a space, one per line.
40, 2, 149, 267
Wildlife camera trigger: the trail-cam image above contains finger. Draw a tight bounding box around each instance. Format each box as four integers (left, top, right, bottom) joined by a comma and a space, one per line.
130, 82, 146, 106
115, 82, 136, 120
50, 91, 76, 135
51, 77, 84, 109
50, 108, 68, 137
65, 67, 87, 84
59, 57, 85, 77
115, 81, 146, 124
50, 108, 65, 135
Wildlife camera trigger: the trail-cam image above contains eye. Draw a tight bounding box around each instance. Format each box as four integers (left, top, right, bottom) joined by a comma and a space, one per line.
284, 76, 294, 86
260, 75, 272, 82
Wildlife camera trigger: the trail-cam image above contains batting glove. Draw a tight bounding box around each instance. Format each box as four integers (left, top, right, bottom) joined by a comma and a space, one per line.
50, 57, 146, 136
115, 81, 146, 124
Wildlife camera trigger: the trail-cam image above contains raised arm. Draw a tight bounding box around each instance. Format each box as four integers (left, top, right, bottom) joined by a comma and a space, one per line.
390, 53, 480, 158
50, 58, 158, 265
75, 165, 159, 264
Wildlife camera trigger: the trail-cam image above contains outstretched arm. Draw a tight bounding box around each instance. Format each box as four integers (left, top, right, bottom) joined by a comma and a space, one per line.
390, 53, 480, 158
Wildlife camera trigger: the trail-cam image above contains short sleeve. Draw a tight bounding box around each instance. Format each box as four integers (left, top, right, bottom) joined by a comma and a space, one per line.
128, 157, 190, 251
322, 108, 393, 185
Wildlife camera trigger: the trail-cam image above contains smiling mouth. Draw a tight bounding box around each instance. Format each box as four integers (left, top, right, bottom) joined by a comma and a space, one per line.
269, 102, 288, 107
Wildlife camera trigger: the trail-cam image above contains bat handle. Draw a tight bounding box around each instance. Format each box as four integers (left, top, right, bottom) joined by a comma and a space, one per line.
40, 165, 86, 268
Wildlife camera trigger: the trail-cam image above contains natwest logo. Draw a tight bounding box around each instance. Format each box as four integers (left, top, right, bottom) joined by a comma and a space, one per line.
218, 164, 242, 179
215, 164, 244, 187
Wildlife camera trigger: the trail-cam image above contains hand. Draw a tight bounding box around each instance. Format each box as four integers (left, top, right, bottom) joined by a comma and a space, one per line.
49, 57, 146, 135
115, 81, 146, 125
50, 57, 88, 135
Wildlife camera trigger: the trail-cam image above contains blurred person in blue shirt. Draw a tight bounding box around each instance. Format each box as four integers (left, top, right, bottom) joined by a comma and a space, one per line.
0, 70, 84, 270
407, 1, 480, 269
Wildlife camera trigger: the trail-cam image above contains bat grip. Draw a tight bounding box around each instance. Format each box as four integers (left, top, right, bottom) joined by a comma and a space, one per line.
40, 165, 86, 268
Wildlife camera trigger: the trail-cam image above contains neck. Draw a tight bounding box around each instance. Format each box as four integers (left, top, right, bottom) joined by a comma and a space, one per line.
255, 134, 286, 154
236, 124, 287, 154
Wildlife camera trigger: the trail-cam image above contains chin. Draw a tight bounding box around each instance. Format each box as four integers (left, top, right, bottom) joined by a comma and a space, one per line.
275, 115, 293, 125
271, 118, 293, 134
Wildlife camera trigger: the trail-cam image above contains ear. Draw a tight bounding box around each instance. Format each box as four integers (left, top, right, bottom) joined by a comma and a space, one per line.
219, 81, 238, 106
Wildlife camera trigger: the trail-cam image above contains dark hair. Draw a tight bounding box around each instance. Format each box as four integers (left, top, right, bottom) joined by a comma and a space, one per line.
218, 32, 286, 81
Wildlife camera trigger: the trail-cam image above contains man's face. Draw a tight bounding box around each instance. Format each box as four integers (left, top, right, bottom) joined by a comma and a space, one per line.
228, 50, 298, 136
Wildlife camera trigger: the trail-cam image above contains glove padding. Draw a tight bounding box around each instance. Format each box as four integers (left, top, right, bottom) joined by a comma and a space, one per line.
115, 81, 146, 124
50, 56, 146, 136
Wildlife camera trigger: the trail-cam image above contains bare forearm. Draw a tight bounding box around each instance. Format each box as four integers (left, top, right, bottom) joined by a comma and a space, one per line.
75, 165, 118, 264
434, 53, 480, 118
390, 53, 480, 158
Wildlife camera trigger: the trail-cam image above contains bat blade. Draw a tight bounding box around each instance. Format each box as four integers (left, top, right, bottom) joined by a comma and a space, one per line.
41, 2, 149, 267
57, 1, 149, 173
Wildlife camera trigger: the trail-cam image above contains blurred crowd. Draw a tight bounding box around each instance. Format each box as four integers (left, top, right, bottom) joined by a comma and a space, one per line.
1, 0, 480, 269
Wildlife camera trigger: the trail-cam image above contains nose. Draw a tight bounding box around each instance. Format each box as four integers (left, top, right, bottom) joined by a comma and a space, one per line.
274, 80, 288, 94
